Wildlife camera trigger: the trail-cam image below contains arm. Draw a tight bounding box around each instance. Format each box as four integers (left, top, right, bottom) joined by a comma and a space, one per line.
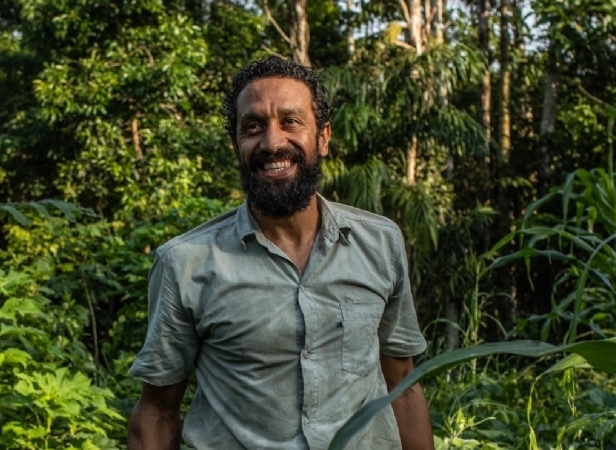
127, 380, 188, 450
380, 354, 434, 450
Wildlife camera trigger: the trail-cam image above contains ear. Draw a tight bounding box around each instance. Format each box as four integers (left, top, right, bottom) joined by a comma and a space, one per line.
318, 122, 332, 158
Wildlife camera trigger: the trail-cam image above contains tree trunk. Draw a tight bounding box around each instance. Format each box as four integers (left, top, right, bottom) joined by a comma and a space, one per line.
435, 0, 445, 45
539, 46, 558, 196
403, 0, 423, 55
436, 0, 447, 106
347, 0, 355, 61
493, 0, 515, 338
478, 0, 492, 254
290, 0, 310, 66
400, 0, 423, 186
444, 293, 460, 350
478, 0, 491, 144
424, 0, 432, 38
406, 136, 418, 185
131, 118, 143, 161
499, 0, 510, 163
443, 154, 458, 348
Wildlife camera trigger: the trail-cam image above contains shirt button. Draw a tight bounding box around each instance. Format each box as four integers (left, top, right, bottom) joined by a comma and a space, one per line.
299, 285, 304, 291
303, 350, 310, 359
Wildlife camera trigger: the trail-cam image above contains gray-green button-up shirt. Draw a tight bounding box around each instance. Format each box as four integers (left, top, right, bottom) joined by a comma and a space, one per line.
129, 195, 427, 449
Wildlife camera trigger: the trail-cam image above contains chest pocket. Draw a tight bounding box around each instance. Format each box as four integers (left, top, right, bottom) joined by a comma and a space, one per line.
340, 303, 384, 377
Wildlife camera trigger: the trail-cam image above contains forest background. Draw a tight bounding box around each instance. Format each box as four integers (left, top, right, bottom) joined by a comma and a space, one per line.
1, 0, 615, 448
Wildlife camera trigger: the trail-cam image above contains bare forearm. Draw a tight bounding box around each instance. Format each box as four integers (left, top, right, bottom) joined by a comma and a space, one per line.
391, 383, 434, 450
127, 401, 182, 450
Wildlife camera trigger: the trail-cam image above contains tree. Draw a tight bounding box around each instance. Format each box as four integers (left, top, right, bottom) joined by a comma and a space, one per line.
0, 0, 266, 218
261, 0, 346, 68
478, 0, 491, 146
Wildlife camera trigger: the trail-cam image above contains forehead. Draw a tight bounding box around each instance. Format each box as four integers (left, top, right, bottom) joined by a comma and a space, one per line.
236, 77, 314, 117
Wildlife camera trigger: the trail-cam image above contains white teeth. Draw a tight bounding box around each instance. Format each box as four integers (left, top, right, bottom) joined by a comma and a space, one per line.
263, 161, 291, 171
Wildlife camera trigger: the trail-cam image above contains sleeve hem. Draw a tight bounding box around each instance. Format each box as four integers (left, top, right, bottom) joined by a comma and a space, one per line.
379, 339, 427, 358
128, 367, 190, 387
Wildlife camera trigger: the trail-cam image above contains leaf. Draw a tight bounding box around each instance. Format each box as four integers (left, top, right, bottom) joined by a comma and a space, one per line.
328, 338, 616, 450
562, 339, 616, 374
483, 248, 573, 274
561, 172, 577, 221
40, 199, 77, 221
523, 191, 557, 223
0, 204, 32, 226
329, 340, 556, 450
542, 353, 591, 375
0, 348, 32, 368
28, 202, 54, 221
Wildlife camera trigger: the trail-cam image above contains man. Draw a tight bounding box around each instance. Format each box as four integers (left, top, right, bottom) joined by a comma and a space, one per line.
128, 57, 433, 450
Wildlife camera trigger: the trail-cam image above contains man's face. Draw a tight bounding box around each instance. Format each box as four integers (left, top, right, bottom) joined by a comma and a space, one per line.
234, 77, 331, 218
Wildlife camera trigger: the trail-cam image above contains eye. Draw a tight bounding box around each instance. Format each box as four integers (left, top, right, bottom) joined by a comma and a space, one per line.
244, 123, 262, 134
283, 118, 300, 126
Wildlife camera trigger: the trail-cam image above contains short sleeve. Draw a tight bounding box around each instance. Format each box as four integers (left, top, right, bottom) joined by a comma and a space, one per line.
378, 227, 427, 357
129, 249, 200, 386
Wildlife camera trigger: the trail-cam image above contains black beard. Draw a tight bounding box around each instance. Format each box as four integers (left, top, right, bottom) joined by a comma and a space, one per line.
239, 146, 322, 218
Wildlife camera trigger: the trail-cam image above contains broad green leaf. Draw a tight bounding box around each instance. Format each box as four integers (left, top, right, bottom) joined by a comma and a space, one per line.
329, 340, 556, 449
0, 204, 31, 226
328, 338, 616, 449
561, 338, 616, 374
542, 353, 591, 375
0, 348, 32, 368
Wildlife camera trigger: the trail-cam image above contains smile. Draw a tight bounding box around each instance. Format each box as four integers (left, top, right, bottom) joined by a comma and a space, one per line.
263, 160, 292, 172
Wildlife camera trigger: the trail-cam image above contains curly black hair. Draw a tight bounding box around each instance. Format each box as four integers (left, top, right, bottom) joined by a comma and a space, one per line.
222, 57, 332, 145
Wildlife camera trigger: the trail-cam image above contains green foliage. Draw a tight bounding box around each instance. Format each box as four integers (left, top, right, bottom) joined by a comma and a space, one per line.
486, 165, 616, 343
1, 0, 615, 448
0, 269, 123, 449
427, 366, 616, 449
0, 199, 95, 226
1, 0, 244, 216
330, 339, 616, 450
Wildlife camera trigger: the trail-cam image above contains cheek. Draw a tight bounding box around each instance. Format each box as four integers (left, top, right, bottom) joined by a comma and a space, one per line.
236, 142, 252, 165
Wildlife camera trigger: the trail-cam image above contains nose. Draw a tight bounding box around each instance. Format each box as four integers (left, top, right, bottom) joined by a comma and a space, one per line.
260, 123, 286, 153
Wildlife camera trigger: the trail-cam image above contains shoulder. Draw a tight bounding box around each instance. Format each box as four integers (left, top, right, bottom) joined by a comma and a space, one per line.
155, 206, 240, 261
325, 199, 401, 236
324, 198, 407, 286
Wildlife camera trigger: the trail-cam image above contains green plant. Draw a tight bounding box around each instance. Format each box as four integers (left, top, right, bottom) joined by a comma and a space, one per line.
0, 269, 123, 449
329, 339, 616, 449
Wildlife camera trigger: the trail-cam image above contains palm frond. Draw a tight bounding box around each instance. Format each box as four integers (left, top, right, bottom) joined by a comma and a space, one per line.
0, 200, 96, 226
336, 157, 390, 214
320, 157, 348, 198
384, 181, 439, 251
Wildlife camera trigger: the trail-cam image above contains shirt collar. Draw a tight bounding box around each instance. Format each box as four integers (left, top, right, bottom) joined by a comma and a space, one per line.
235, 194, 352, 246
318, 194, 351, 244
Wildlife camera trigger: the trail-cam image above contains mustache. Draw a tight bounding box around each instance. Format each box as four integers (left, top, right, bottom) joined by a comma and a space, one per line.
249, 147, 305, 171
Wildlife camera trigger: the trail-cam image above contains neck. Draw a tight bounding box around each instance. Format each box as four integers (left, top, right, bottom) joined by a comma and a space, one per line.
249, 195, 321, 245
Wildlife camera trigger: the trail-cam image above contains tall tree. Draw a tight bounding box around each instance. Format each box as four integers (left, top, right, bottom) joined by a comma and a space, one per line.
263, 0, 310, 66
538, 45, 558, 195
478, 0, 491, 145
290, 0, 310, 66
401, 0, 424, 55
499, 0, 511, 163
0, 0, 266, 215
346, 0, 355, 61
398, 0, 424, 185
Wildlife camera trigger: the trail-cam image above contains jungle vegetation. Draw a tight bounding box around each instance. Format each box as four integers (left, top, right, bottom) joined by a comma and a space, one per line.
1, 0, 615, 448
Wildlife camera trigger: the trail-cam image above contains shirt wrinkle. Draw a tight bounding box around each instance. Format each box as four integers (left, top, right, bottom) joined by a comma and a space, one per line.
130, 195, 427, 450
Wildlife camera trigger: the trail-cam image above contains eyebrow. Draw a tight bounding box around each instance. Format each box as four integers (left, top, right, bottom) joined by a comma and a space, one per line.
239, 107, 307, 122
279, 107, 306, 115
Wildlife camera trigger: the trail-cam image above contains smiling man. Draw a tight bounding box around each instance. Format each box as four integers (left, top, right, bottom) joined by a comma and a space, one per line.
127, 57, 433, 450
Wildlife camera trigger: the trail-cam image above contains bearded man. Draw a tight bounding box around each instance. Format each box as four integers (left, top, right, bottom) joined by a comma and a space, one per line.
127, 57, 434, 450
